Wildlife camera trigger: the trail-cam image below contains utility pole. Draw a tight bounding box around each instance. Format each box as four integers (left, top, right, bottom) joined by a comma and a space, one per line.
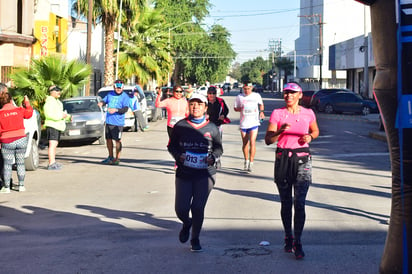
85, 0, 93, 95
268, 39, 275, 92
363, 6, 369, 98
299, 14, 324, 89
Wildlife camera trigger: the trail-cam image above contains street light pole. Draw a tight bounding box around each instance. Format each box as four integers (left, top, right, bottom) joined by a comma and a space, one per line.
167, 21, 195, 86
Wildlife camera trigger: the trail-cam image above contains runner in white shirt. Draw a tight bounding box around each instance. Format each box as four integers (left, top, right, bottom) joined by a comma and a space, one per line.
234, 82, 265, 172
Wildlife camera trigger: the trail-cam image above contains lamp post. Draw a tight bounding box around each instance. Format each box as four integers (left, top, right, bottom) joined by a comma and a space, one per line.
167, 21, 195, 86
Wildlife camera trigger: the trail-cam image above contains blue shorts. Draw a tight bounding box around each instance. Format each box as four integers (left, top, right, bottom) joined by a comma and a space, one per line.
240, 126, 259, 134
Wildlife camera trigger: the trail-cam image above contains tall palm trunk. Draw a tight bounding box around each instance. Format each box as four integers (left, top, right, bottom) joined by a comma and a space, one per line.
104, 24, 116, 86
370, 0, 412, 272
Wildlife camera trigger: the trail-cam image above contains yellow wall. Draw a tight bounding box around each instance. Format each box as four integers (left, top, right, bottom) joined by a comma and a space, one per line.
33, 13, 68, 58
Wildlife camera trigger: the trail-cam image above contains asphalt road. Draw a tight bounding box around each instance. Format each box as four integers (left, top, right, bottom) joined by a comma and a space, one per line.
0, 92, 391, 274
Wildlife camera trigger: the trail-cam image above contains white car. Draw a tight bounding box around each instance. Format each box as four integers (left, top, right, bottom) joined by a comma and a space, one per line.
97, 85, 149, 131
196, 86, 208, 97
23, 109, 41, 171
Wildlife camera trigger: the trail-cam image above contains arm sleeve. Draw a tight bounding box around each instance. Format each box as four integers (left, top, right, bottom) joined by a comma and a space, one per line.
117, 106, 129, 114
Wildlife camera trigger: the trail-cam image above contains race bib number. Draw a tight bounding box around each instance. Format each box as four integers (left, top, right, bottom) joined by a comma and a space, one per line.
170, 116, 185, 125
184, 151, 208, 169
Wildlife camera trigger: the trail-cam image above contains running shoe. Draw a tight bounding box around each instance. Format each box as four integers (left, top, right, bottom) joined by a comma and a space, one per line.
0, 187, 10, 194
284, 236, 294, 253
293, 242, 305, 259
102, 156, 114, 164
47, 162, 62, 170
111, 159, 120, 165
190, 238, 203, 252
244, 160, 250, 171
179, 219, 192, 243
248, 162, 254, 172
17, 185, 26, 192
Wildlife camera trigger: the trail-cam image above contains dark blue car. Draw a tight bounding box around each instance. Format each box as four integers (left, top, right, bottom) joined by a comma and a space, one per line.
317, 92, 378, 115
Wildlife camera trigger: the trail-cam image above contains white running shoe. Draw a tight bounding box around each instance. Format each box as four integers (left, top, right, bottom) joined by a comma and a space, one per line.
244, 160, 250, 171
248, 162, 254, 172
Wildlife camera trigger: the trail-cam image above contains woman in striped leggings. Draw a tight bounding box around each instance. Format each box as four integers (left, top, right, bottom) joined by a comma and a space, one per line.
0, 92, 33, 193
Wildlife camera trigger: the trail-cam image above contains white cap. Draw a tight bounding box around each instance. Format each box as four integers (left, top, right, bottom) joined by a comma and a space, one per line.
189, 93, 207, 103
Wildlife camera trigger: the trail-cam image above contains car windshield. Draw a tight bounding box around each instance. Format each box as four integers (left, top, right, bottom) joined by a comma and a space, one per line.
144, 92, 153, 102
63, 99, 100, 113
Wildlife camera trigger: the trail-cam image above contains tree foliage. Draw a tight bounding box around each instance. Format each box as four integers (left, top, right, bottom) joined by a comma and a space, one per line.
74, 0, 145, 85
117, 4, 170, 85
9, 55, 92, 119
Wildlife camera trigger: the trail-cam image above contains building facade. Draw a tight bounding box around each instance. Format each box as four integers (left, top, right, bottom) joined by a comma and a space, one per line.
294, 0, 371, 91
0, 0, 36, 83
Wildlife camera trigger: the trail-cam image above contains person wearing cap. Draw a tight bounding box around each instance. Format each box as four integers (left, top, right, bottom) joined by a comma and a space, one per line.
155, 85, 189, 139
98, 80, 131, 165
233, 82, 265, 172
0, 92, 33, 193
264, 82, 319, 260
168, 93, 223, 252
44, 85, 70, 170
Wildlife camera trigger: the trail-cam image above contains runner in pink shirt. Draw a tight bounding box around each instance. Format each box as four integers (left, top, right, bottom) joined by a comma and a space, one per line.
265, 82, 319, 260
156, 85, 189, 139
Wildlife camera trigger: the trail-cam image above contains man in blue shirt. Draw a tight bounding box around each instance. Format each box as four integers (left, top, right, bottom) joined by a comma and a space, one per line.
98, 79, 130, 165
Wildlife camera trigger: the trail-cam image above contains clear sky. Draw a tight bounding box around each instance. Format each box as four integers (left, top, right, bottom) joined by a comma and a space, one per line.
205, 0, 301, 64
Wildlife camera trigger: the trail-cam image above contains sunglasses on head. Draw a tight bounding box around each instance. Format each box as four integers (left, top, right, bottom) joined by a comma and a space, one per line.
50, 87, 61, 92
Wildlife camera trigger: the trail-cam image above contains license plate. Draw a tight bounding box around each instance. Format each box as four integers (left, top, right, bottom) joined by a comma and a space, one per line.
69, 129, 81, 136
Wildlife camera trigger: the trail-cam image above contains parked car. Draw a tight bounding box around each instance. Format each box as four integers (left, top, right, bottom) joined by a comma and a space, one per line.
23, 109, 41, 170
222, 83, 231, 91
253, 83, 264, 93
196, 86, 208, 96
98, 85, 149, 131
299, 90, 315, 108
144, 91, 163, 122
310, 88, 354, 110
60, 96, 105, 144
317, 91, 379, 115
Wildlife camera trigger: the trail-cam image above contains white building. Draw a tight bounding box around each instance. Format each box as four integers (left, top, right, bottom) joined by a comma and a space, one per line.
294, 0, 371, 91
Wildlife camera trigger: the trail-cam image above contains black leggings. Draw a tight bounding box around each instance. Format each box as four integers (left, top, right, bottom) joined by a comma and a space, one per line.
275, 159, 311, 242
175, 175, 215, 240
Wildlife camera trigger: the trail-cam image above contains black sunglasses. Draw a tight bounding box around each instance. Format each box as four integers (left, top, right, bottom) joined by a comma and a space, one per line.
50, 87, 61, 92
174, 90, 183, 93
207, 92, 216, 95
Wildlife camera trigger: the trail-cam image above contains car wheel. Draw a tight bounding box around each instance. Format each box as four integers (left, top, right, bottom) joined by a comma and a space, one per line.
98, 136, 105, 145
362, 106, 370, 116
24, 140, 39, 171
324, 104, 334, 114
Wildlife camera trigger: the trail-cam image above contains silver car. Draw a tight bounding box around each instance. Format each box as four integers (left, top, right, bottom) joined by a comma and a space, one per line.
60, 96, 105, 145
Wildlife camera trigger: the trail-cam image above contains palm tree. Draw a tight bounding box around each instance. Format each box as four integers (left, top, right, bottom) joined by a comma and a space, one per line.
74, 0, 145, 86
9, 55, 91, 119
117, 5, 170, 85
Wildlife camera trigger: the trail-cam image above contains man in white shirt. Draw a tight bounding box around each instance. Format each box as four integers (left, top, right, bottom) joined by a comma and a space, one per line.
234, 82, 265, 172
